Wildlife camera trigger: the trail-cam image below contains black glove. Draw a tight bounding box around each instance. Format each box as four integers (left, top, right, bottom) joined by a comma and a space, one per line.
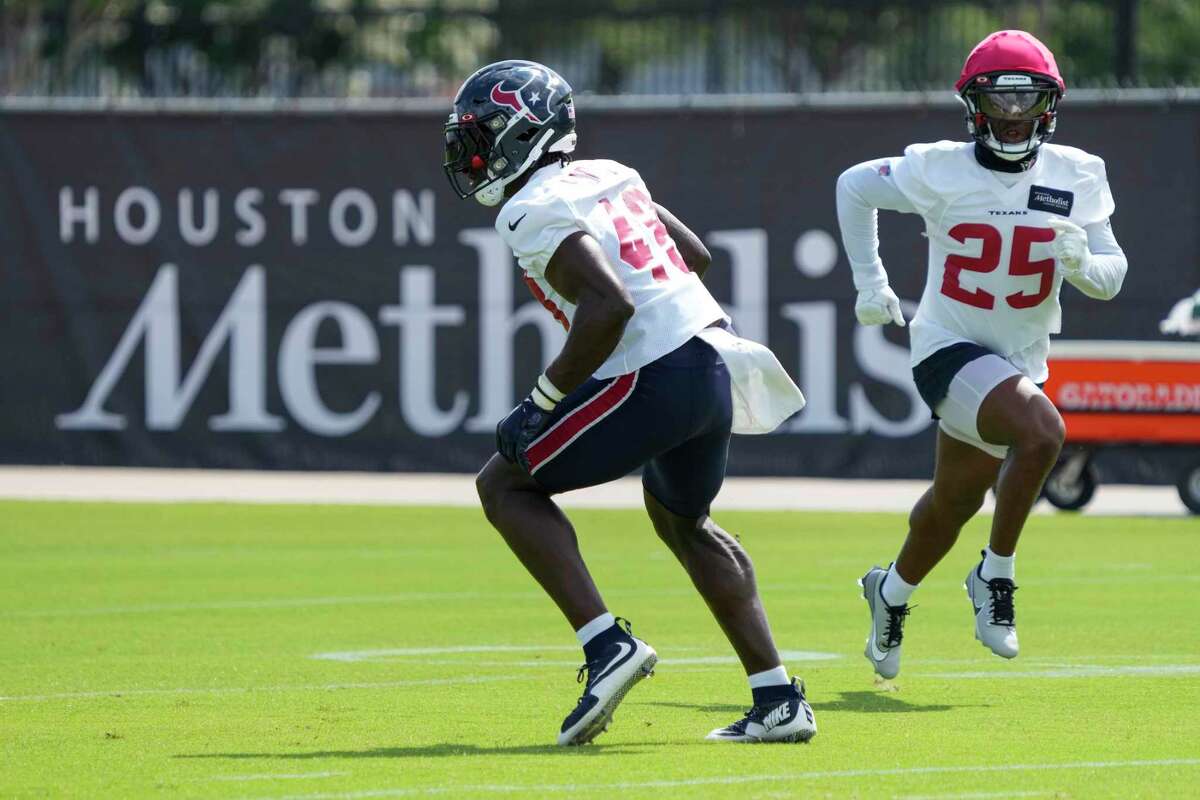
496, 396, 555, 468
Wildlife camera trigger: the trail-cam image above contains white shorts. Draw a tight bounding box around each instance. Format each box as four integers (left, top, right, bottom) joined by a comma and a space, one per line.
934, 354, 1038, 460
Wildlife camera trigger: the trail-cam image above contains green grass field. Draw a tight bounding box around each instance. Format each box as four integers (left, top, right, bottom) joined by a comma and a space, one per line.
2, 500, 1198, 799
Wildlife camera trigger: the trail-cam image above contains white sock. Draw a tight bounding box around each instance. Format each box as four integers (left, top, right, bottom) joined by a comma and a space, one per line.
748, 665, 790, 690
981, 547, 1016, 582
575, 613, 616, 648
881, 562, 917, 607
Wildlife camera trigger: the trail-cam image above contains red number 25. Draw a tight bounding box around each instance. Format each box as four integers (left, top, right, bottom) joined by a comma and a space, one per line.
941, 223, 1056, 310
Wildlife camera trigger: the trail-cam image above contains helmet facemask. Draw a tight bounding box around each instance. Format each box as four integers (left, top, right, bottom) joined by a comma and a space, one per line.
960, 74, 1060, 160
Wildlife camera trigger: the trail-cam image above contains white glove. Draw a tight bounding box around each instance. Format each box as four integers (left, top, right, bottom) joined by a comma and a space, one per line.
1047, 217, 1090, 277
1160, 290, 1200, 336
855, 285, 905, 327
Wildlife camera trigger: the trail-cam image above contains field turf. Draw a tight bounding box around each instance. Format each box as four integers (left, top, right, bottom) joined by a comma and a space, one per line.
2, 500, 1198, 798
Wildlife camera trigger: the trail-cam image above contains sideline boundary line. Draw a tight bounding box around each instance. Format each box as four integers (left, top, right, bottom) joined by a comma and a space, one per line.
243, 758, 1200, 799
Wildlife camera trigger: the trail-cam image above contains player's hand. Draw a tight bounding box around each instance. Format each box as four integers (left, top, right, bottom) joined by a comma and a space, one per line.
855, 285, 906, 327
495, 374, 564, 467
495, 397, 553, 467
1048, 217, 1089, 277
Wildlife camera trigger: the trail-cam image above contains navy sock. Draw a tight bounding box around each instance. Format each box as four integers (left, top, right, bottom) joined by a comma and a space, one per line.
751, 682, 796, 707
582, 623, 631, 663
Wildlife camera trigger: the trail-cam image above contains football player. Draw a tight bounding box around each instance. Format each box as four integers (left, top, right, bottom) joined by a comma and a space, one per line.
446, 60, 814, 744
834, 31, 1127, 679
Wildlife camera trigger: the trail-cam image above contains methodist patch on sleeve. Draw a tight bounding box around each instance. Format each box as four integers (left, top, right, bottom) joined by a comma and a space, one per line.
1028, 185, 1074, 216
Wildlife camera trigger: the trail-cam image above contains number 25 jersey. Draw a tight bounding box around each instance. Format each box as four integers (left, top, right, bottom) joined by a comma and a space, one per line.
495, 159, 727, 380
892, 141, 1115, 381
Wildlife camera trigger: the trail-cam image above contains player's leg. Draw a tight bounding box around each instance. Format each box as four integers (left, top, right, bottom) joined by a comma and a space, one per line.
934, 355, 1063, 657
898, 431, 1005, 583
476, 454, 606, 629
861, 429, 1002, 678
643, 489, 779, 675
643, 487, 815, 744
476, 372, 663, 745
960, 372, 1064, 657
976, 375, 1065, 556
641, 354, 815, 744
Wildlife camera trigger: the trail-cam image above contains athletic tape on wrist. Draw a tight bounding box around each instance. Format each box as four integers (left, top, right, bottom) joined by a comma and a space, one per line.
530, 386, 557, 411
537, 373, 566, 403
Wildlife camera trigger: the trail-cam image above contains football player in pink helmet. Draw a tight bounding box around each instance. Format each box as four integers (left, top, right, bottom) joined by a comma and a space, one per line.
835, 31, 1127, 679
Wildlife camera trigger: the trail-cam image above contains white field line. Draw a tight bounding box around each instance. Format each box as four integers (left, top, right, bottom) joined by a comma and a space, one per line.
310, 647, 841, 664
895, 792, 1054, 800
361, 655, 842, 668
908, 654, 1200, 665
6, 655, 1195, 704
311, 645, 578, 661
243, 758, 1200, 800
0, 594, 500, 618
207, 773, 349, 783
0, 466, 1185, 515
0, 676, 525, 703
7, 571, 1196, 620
916, 664, 1200, 679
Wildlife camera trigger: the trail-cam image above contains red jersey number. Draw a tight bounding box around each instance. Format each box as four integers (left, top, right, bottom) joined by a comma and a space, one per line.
941, 223, 1057, 310
599, 188, 690, 283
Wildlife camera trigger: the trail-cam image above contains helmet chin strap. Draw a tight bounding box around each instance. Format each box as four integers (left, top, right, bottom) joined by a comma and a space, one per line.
474, 181, 506, 207
474, 128, 561, 207
983, 131, 1037, 160
984, 127, 1041, 158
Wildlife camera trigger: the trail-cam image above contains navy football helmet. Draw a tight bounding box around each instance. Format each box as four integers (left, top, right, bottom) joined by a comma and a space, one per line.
443, 60, 576, 206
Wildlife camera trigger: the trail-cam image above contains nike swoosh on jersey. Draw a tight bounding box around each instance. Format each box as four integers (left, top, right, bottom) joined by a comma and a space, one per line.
507, 213, 527, 231
589, 641, 633, 687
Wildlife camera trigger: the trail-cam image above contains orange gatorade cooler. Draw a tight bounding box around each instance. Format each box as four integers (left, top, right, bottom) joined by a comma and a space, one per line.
1041, 340, 1200, 513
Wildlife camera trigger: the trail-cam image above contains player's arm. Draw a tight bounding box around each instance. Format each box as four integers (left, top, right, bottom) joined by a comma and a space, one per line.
654, 203, 712, 278
542, 232, 635, 394
835, 158, 918, 326
1048, 217, 1127, 301
494, 231, 634, 465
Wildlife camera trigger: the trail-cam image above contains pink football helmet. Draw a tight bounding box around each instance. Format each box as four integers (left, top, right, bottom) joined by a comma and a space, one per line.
956, 30, 1065, 158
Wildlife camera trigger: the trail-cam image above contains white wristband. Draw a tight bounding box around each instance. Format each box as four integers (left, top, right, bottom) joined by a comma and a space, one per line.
537, 373, 566, 403
530, 386, 557, 411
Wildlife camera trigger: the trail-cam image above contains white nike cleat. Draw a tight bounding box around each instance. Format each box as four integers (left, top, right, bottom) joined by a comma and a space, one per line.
705, 678, 816, 743
557, 621, 657, 746
859, 565, 910, 680
965, 555, 1019, 659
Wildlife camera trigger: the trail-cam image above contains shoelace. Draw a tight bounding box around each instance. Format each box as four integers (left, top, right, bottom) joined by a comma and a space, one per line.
720, 707, 766, 734
986, 579, 1017, 626
884, 603, 912, 647
721, 681, 804, 734
573, 617, 635, 694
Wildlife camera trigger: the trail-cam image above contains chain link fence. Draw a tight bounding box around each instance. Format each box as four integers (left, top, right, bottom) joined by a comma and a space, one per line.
1, 1, 1196, 98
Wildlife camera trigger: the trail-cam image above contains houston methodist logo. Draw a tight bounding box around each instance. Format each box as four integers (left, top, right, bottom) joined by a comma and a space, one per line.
490, 75, 550, 123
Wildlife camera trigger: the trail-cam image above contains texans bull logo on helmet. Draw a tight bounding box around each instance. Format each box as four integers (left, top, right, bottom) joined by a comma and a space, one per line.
490, 76, 553, 124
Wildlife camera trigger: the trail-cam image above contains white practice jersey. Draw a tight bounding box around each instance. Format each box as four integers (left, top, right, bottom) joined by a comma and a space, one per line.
496, 159, 727, 380
838, 140, 1123, 382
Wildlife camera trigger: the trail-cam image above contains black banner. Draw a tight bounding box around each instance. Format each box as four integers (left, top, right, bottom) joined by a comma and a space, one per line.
1, 102, 1195, 480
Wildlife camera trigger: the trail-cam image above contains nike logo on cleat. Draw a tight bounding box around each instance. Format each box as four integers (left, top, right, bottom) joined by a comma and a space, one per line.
762, 703, 792, 730
589, 641, 632, 688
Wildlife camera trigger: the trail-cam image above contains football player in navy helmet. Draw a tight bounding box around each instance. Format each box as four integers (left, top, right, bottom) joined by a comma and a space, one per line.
448, 60, 816, 746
